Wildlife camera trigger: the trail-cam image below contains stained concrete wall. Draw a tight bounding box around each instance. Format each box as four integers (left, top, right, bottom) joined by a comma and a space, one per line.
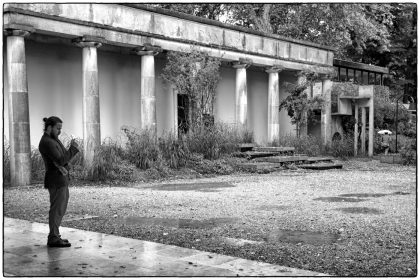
4, 40, 302, 147
214, 67, 236, 125
3, 41, 175, 146
248, 70, 268, 144
278, 72, 296, 137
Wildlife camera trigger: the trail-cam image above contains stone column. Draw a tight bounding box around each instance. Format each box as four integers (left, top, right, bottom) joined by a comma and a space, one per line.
368, 100, 374, 157
73, 36, 103, 167
232, 59, 251, 128
133, 44, 162, 133
321, 76, 333, 147
297, 73, 308, 137
361, 107, 366, 155
265, 65, 283, 143
354, 103, 359, 156
5, 26, 33, 187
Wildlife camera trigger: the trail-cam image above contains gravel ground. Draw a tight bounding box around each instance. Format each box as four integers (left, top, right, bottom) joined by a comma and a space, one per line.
4, 159, 417, 276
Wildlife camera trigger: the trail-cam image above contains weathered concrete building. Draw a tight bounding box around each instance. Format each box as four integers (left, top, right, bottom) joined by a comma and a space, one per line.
4, 3, 375, 186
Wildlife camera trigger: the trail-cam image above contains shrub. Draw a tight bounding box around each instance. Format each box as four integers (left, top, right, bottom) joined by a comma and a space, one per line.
3, 139, 10, 184
186, 153, 234, 175
85, 139, 137, 182
185, 123, 253, 160
400, 140, 416, 165
158, 133, 189, 169
122, 126, 163, 169
330, 133, 354, 159
31, 147, 45, 183
276, 134, 324, 156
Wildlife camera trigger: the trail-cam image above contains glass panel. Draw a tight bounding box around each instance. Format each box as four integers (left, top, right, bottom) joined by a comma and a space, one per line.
340, 67, 347, 82
363, 71, 369, 85
348, 68, 354, 82
331, 93, 338, 113
355, 70, 362, 84
370, 73, 375, 85
375, 73, 381, 85
333, 67, 339, 81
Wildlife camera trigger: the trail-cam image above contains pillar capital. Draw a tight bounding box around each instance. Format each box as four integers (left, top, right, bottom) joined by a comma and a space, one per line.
265, 65, 284, 73
4, 23, 35, 37
133, 43, 162, 56
72, 35, 105, 48
232, 58, 252, 69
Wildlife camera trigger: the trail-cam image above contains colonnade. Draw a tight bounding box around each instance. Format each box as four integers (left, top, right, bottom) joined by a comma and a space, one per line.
354, 102, 374, 157
5, 28, 334, 186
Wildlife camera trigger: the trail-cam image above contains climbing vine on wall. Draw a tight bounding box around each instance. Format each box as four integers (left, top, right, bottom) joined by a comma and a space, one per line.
279, 70, 325, 138
161, 48, 221, 132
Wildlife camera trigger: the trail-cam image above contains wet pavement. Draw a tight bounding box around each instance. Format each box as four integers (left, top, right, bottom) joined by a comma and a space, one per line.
143, 182, 236, 192
3, 217, 329, 276
335, 207, 383, 215
265, 229, 340, 246
119, 216, 238, 229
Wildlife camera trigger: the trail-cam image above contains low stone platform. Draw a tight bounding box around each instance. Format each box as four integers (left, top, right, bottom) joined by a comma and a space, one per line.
252, 147, 295, 154
255, 155, 309, 163
304, 157, 334, 163
244, 151, 279, 159
238, 162, 280, 173
298, 163, 343, 170
238, 143, 257, 152
3, 218, 328, 277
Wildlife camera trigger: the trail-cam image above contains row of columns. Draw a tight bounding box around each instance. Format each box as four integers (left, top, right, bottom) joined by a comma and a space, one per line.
5, 27, 334, 186
354, 102, 374, 157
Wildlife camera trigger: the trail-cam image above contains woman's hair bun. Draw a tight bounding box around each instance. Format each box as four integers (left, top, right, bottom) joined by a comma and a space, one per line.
43, 117, 48, 122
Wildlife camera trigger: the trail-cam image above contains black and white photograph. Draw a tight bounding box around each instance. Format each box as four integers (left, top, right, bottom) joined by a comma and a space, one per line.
2, 2, 417, 277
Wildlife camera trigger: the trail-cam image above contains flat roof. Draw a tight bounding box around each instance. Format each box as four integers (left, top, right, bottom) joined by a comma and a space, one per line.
333, 59, 389, 74
121, 4, 336, 52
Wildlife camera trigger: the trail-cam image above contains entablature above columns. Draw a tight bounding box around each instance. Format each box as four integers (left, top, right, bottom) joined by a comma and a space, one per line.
132, 43, 162, 56
232, 58, 252, 69
4, 4, 335, 75
265, 64, 284, 73
72, 35, 105, 48
4, 23, 34, 37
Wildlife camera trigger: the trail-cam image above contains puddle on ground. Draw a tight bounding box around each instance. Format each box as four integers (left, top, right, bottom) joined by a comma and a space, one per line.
336, 207, 383, 215
143, 182, 235, 192
392, 191, 411, 195
313, 197, 368, 202
255, 205, 291, 211
266, 229, 339, 245
120, 216, 238, 229
339, 193, 388, 198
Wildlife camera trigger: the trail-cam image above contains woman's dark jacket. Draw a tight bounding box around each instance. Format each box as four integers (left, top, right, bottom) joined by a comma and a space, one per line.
38, 133, 79, 189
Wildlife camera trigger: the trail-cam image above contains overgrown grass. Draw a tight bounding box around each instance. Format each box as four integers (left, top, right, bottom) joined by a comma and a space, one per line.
274, 134, 325, 156
2, 123, 255, 185
330, 133, 354, 159
3, 139, 10, 184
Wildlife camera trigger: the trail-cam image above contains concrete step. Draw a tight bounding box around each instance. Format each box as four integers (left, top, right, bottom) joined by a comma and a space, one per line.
253, 147, 295, 154
238, 143, 257, 152
238, 162, 280, 173
304, 157, 334, 163
235, 151, 279, 159
298, 163, 343, 170
255, 155, 309, 163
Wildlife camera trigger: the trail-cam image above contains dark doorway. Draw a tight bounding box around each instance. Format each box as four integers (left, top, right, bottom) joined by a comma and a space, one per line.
177, 94, 189, 134
308, 109, 321, 138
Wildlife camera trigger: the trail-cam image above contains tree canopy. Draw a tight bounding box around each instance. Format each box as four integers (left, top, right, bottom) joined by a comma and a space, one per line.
149, 3, 416, 98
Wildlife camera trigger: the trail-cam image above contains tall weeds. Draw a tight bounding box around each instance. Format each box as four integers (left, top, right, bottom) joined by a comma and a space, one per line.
4, 123, 255, 184
275, 134, 324, 156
